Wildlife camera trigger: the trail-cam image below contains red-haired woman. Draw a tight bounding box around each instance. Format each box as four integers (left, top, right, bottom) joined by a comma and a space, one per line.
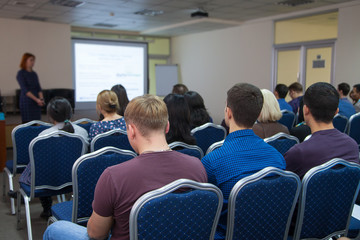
16, 53, 45, 123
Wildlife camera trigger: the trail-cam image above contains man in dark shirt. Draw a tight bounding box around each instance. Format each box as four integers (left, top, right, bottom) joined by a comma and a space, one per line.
288, 82, 303, 114
338, 82, 356, 119
43, 95, 207, 240
285, 82, 359, 179
202, 83, 285, 240
274, 83, 293, 111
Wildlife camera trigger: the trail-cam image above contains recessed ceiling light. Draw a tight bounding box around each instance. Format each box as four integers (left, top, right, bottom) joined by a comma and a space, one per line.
277, 0, 314, 7
50, 0, 85, 8
93, 23, 118, 28
9, 1, 36, 8
22, 16, 47, 21
134, 9, 164, 17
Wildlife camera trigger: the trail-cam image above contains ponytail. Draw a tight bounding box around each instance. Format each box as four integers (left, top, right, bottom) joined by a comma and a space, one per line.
60, 119, 74, 133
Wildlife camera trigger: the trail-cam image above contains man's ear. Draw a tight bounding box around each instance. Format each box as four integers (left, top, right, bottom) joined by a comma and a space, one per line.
127, 124, 136, 140
303, 104, 310, 116
226, 107, 233, 120
165, 121, 170, 134
335, 107, 339, 115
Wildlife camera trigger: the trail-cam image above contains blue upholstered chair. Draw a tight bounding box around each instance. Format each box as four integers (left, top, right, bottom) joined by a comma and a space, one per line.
348, 113, 360, 146
292, 159, 360, 240
3, 120, 51, 214
264, 133, 299, 155
73, 118, 96, 133
333, 114, 349, 133
225, 167, 301, 240
49, 147, 137, 225
278, 110, 296, 131
90, 129, 134, 152
168, 141, 204, 159
206, 140, 225, 155
191, 123, 227, 155
17, 131, 87, 240
129, 179, 223, 240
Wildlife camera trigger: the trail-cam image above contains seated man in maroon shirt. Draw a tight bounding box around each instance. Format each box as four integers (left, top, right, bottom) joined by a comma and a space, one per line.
285, 82, 359, 179
43, 95, 207, 240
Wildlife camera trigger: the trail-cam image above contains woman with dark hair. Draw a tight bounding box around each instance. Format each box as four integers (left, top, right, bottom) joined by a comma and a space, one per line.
111, 84, 129, 116
163, 94, 196, 145
184, 91, 211, 128
17, 53, 45, 123
15, 97, 88, 219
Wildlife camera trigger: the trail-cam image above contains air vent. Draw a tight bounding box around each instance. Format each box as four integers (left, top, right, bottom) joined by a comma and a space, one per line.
22, 16, 47, 21
134, 9, 164, 17
277, 0, 314, 7
9, 1, 36, 7
50, 0, 85, 8
93, 23, 118, 28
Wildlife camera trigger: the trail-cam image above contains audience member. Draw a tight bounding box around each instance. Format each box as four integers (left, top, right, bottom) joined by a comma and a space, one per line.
16, 97, 88, 219
43, 95, 207, 240
111, 84, 129, 116
274, 84, 292, 111
163, 93, 196, 145
351, 84, 360, 112
89, 90, 126, 141
184, 91, 212, 128
289, 97, 311, 142
288, 82, 303, 114
172, 83, 188, 95
201, 83, 285, 240
337, 83, 356, 119
253, 89, 289, 139
285, 82, 359, 179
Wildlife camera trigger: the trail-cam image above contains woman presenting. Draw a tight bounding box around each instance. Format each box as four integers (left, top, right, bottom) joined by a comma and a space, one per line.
17, 53, 45, 123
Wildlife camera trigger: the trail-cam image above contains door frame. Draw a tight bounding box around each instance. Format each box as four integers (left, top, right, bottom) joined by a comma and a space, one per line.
272, 39, 337, 91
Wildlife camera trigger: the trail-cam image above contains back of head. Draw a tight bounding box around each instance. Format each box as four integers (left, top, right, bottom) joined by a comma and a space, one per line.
97, 90, 119, 114
111, 84, 129, 116
275, 84, 289, 99
172, 83, 189, 95
124, 94, 168, 137
184, 91, 211, 127
338, 82, 350, 96
227, 83, 263, 128
353, 84, 360, 93
304, 82, 339, 123
47, 97, 74, 133
258, 89, 282, 122
164, 93, 195, 144
288, 82, 303, 93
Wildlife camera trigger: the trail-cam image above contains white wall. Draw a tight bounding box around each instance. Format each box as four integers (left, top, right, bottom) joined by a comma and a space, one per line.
335, 4, 360, 86
0, 18, 72, 96
172, 20, 274, 123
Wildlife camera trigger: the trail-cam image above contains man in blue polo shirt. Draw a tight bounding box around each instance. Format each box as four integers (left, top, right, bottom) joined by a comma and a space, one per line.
337, 82, 356, 119
274, 83, 292, 111
201, 83, 286, 240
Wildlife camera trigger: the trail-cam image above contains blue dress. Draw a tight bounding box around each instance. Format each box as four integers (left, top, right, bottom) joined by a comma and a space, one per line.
16, 69, 42, 123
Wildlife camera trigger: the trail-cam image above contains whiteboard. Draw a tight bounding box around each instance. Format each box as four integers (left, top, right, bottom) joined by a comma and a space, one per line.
155, 64, 178, 96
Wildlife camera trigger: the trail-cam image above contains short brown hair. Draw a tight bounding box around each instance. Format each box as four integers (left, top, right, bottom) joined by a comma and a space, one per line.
288, 82, 303, 93
172, 84, 188, 95
96, 90, 119, 113
124, 94, 168, 136
20, 53, 35, 70
227, 83, 263, 128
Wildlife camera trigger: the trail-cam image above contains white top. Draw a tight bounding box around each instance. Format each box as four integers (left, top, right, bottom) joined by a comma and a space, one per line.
39, 122, 89, 144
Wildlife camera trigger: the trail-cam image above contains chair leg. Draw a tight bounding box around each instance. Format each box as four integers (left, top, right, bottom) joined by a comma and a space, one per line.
61, 194, 66, 202
16, 191, 21, 230
7, 174, 15, 215
2, 172, 5, 201
23, 195, 33, 240
57, 195, 61, 203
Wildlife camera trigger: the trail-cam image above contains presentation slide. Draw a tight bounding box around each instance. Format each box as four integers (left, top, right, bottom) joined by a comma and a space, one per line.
72, 39, 148, 109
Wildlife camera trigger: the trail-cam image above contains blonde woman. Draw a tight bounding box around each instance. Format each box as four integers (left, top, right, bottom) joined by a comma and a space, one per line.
253, 89, 289, 139
89, 90, 126, 141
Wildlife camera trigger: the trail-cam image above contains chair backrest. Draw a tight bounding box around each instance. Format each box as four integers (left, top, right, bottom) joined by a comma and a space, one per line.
72, 147, 137, 223
73, 118, 96, 133
348, 113, 360, 145
129, 179, 223, 240
168, 141, 204, 159
293, 158, 360, 240
206, 140, 225, 155
11, 120, 52, 175
226, 167, 301, 240
278, 110, 296, 131
264, 133, 299, 155
333, 114, 349, 133
191, 123, 227, 155
29, 131, 87, 199
90, 129, 134, 152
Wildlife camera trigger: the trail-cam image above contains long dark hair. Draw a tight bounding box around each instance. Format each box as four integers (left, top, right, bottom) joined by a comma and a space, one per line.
184, 91, 211, 128
111, 84, 129, 116
163, 94, 196, 145
47, 97, 74, 133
